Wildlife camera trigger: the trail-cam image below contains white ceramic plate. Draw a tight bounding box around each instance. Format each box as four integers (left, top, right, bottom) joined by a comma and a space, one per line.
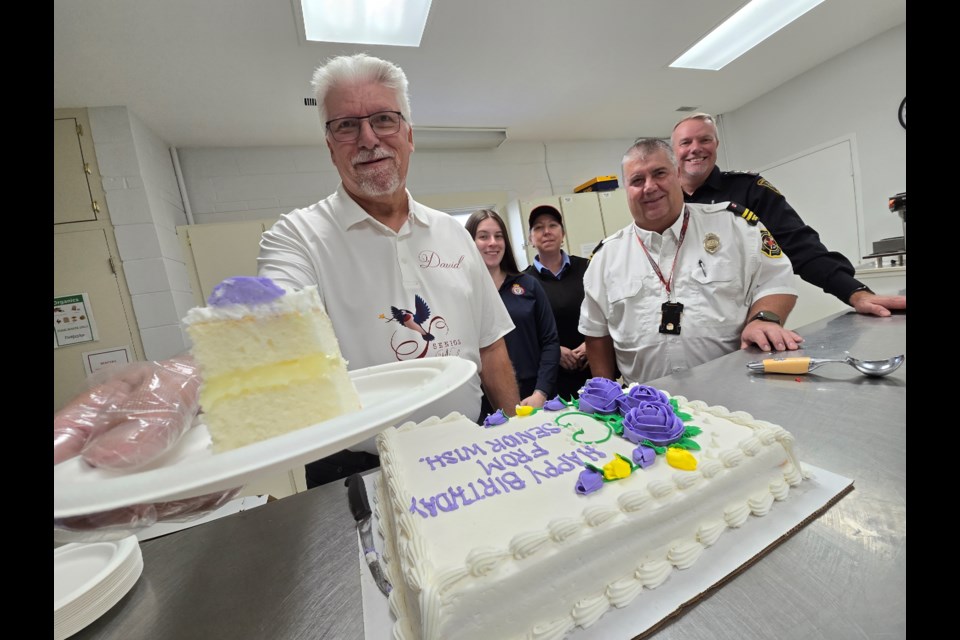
54, 357, 476, 518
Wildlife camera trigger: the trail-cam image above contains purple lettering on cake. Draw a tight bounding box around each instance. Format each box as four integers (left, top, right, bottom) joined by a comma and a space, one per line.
558, 446, 608, 468
528, 423, 562, 438
477, 456, 505, 476
524, 451, 583, 485
411, 496, 438, 517
421, 443, 488, 470
501, 434, 520, 447
457, 443, 487, 461
499, 451, 528, 467
420, 454, 446, 471
477, 477, 503, 497
487, 437, 506, 453
497, 471, 525, 492
435, 492, 456, 513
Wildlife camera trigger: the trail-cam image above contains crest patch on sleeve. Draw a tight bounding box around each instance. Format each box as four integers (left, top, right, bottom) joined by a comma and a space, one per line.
757, 178, 782, 195
760, 229, 783, 258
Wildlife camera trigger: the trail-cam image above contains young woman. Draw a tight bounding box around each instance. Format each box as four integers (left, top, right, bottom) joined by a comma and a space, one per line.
465, 210, 559, 413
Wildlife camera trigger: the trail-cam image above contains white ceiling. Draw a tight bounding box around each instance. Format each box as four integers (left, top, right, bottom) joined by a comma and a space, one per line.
54, 0, 905, 149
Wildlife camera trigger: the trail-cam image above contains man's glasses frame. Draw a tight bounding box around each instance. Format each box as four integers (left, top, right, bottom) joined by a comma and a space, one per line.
325, 110, 406, 142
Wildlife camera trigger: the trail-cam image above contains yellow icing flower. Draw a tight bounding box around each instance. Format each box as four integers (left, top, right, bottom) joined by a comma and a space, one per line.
602, 455, 632, 480
515, 405, 534, 417
666, 447, 697, 471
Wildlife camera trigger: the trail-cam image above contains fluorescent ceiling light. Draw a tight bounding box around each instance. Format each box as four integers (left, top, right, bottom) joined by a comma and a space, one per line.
413, 127, 507, 150
670, 0, 826, 70
298, 0, 433, 47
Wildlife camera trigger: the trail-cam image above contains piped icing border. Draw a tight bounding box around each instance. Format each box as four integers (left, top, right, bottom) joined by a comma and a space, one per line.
376, 396, 803, 640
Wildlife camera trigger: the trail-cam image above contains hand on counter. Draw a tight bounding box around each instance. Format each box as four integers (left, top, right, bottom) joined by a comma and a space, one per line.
849, 291, 906, 317
740, 321, 804, 353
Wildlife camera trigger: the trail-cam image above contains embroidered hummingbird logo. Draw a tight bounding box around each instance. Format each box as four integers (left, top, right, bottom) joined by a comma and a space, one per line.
387, 294, 435, 342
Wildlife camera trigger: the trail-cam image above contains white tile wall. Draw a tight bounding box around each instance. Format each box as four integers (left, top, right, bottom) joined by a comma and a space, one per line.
104, 186, 152, 225
140, 324, 190, 361
131, 291, 182, 328
87, 106, 134, 143
114, 224, 163, 260
88, 106, 192, 358
124, 258, 175, 295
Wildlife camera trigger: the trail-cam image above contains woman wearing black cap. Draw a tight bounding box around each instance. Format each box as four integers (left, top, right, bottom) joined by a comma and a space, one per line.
523, 205, 592, 401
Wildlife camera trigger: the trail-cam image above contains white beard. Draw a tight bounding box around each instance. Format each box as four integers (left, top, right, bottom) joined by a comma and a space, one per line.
355, 166, 401, 197
351, 149, 401, 197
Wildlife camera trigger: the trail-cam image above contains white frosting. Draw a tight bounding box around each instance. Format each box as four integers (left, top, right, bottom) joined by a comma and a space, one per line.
182, 284, 323, 324
376, 395, 803, 640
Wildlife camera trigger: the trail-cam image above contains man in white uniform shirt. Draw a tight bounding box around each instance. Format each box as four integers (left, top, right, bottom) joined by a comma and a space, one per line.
259, 53, 519, 486
579, 138, 803, 384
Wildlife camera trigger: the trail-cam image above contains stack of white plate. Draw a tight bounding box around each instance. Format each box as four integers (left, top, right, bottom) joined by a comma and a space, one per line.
53, 536, 143, 640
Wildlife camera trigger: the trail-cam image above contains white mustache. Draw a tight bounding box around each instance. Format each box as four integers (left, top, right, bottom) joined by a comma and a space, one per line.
352, 149, 395, 166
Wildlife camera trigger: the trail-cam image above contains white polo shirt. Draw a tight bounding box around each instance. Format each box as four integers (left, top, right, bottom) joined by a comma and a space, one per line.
258, 184, 514, 438
579, 202, 797, 384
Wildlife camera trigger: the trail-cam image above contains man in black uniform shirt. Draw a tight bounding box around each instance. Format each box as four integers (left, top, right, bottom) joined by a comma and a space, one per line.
671, 113, 905, 317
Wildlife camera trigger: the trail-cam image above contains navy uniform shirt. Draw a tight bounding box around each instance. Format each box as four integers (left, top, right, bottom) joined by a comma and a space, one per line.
524, 253, 591, 399
684, 165, 865, 304
498, 273, 560, 398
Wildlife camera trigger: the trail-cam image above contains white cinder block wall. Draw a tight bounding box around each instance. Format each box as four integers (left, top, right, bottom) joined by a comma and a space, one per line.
88, 107, 193, 360
177, 140, 634, 225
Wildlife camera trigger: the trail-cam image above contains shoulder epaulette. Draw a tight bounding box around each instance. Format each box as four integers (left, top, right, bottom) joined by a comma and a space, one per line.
588, 239, 605, 260
722, 169, 759, 177
726, 201, 759, 226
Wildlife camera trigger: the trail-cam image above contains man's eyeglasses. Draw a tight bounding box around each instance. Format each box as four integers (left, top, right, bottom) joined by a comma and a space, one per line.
325, 110, 406, 142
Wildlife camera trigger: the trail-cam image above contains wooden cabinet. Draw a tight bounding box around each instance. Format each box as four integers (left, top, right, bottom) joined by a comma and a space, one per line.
519, 189, 631, 262
54, 108, 144, 410
54, 114, 102, 225
177, 219, 277, 305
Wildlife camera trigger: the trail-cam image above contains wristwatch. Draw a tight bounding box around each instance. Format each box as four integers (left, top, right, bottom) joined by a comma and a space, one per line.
750, 310, 782, 325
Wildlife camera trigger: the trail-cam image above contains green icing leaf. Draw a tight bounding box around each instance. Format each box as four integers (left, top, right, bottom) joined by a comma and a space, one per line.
676, 411, 692, 422
669, 398, 679, 411
683, 425, 702, 437
674, 437, 702, 451
585, 463, 602, 474
642, 440, 667, 455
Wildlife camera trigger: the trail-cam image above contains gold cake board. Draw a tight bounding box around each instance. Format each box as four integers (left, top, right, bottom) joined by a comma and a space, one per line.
358, 465, 853, 640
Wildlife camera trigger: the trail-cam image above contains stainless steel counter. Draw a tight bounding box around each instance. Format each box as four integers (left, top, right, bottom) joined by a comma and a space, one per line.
72, 310, 906, 640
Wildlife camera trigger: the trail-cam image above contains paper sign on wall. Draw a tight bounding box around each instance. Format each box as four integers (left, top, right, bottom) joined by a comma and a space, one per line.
54, 293, 99, 348
82, 346, 132, 377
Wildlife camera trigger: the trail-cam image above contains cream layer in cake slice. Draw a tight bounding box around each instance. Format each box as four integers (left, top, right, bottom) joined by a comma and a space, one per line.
184, 276, 361, 451
375, 391, 803, 640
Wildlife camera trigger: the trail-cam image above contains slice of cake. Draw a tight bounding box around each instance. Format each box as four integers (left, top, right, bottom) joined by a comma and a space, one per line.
375, 379, 804, 640
183, 276, 361, 451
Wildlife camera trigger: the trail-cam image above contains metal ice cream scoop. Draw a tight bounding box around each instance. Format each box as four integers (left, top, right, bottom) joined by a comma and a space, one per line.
746, 354, 904, 377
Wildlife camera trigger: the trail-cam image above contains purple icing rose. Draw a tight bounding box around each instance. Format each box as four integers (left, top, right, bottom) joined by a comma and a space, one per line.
621, 401, 685, 447
616, 384, 670, 415
632, 444, 657, 468
483, 409, 508, 427
575, 468, 604, 495
543, 396, 567, 411
578, 377, 622, 414
207, 276, 286, 307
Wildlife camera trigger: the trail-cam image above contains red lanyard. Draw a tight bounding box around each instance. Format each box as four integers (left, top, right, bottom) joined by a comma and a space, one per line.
634, 208, 689, 296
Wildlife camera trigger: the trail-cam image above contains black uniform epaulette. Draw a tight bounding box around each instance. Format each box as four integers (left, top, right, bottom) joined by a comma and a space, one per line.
726, 201, 759, 226
588, 238, 606, 259
722, 169, 759, 177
